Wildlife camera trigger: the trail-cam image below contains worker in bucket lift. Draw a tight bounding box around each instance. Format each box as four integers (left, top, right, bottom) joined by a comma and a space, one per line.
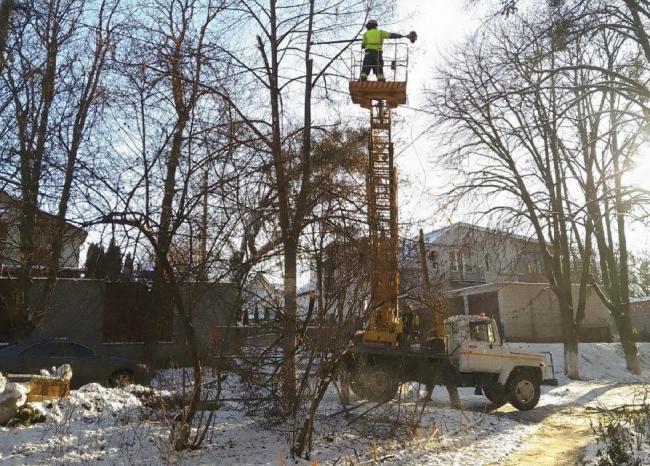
359, 20, 417, 82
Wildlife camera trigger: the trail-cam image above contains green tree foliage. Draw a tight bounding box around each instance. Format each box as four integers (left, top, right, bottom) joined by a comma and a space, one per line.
104, 238, 123, 281
122, 253, 134, 282
84, 239, 123, 280
84, 243, 102, 279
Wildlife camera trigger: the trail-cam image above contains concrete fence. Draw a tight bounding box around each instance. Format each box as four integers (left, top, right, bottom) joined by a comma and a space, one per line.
0, 278, 238, 367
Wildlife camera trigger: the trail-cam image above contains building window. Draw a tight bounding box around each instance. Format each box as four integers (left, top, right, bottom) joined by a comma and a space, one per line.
519, 252, 542, 274
450, 251, 463, 272
428, 250, 438, 270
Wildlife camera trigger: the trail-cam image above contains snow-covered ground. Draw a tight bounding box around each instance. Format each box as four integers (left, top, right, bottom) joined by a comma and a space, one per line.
0, 343, 648, 465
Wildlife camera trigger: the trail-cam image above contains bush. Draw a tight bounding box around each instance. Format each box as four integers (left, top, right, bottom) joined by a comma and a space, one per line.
591, 393, 650, 466
593, 423, 641, 466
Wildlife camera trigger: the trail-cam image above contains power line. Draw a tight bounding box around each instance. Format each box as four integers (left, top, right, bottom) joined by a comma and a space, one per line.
395, 127, 430, 159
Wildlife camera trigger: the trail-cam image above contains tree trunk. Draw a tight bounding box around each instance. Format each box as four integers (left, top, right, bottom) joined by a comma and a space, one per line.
281, 238, 298, 407
610, 98, 641, 374
13, 193, 37, 339
0, 0, 12, 74
146, 29, 189, 367
623, 0, 650, 64
10, 0, 61, 339
564, 335, 579, 380
614, 304, 641, 374
558, 289, 580, 379
37, 27, 110, 316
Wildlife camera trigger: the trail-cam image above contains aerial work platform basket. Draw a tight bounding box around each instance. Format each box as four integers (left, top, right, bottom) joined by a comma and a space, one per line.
349, 43, 409, 109
349, 81, 406, 109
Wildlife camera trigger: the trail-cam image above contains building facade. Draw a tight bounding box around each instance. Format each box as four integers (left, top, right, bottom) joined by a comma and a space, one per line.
0, 191, 87, 273
401, 222, 545, 291
401, 223, 611, 342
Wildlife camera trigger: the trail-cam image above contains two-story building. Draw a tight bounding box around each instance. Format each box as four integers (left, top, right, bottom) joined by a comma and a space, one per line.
400, 223, 611, 343
401, 222, 546, 291
0, 191, 87, 275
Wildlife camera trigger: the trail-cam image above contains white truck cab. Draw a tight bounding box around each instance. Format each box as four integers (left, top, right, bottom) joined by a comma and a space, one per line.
444, 315, 557, 410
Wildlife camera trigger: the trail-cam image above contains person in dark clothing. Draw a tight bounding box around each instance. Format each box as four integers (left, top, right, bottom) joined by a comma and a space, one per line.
401, 304, 414, 333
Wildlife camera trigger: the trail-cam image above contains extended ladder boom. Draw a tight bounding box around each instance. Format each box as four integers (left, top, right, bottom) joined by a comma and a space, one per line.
349, 79, 407, 346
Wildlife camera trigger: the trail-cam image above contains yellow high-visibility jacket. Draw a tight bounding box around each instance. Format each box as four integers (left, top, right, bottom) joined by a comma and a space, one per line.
362, 28, 392, 52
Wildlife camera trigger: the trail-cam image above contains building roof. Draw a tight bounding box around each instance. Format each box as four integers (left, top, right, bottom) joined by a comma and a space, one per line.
424, 222, 534, 244
630, 296, 650, 303
0, 191, 87, 239
631, 296, 650, 314
401, 222, 537, 264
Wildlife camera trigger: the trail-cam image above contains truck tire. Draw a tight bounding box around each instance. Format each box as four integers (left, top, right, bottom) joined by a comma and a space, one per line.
483, 384, 507, 408
350, 368, 398, 403
365, 368, 399, 402
349, 372, 371, 400
507, 369, 540, 411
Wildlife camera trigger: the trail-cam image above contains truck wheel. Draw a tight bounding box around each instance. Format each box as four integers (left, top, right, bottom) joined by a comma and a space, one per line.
350, 368, 398, 403
364, 368, 399, 403
507, 370, 540, 411
349, 372, 371, 400
483, 384, 507, 408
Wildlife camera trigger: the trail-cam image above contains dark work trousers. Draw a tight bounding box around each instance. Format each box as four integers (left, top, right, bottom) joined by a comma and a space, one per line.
360, 50, 385, 81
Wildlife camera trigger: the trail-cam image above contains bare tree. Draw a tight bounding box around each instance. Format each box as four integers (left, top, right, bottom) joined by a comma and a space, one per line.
428, 16, 593, 378
574, 30, 645, 373
431, 3, 648, 375
36, 0, 122, 315
90, 0, 251, 450
213, 0, 394, 407
0, 0, 120, 336
629, 252, 650, 297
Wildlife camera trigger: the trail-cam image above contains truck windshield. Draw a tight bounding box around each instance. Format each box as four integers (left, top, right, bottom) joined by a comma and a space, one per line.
469, 321, 495, 342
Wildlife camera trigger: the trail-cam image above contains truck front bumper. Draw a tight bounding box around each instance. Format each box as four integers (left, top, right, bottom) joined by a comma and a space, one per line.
543, 378, 559, 386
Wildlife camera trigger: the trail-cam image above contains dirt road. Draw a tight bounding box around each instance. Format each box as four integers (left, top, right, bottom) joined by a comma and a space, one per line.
498, 384, 644, 466
500, 407, 596, 466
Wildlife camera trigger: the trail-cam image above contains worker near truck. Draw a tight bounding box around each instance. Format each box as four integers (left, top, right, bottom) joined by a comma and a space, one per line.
400, 304, 420, 343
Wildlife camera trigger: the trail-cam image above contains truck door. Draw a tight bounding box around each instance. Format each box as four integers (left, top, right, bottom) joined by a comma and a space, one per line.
462, 320, 502, 373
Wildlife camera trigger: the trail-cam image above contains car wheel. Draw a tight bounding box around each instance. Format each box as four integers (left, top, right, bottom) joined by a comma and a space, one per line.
483, 384, 507, 408
109, 370, 134, 388
507, 369, 541, 411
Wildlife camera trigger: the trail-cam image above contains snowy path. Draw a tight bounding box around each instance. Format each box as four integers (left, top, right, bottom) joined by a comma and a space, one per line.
501, 408, 594, 466
495, 383, 648, 466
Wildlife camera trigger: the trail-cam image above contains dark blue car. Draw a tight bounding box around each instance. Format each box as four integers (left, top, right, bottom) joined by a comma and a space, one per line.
0, 339, 149, 388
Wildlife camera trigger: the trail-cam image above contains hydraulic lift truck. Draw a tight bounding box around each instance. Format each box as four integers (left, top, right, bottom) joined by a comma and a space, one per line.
343, 42, 557, 411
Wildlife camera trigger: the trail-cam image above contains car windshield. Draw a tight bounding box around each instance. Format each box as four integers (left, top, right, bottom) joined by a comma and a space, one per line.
20, 342, 67, 357
64, 343, 94, 357
18, 342, 95, 357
